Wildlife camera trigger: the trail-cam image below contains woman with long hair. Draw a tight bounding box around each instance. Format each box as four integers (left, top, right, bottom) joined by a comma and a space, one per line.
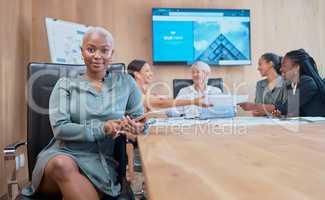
239, 53, 286, 115
274, 49, 325, 117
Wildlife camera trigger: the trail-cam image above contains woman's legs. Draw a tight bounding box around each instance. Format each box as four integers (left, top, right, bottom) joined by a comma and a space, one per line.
126, 143, 135, 182
38, 155, 101, 200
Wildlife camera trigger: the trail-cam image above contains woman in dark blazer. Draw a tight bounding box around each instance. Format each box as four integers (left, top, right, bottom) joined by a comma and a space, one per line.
274, 49, 325, 117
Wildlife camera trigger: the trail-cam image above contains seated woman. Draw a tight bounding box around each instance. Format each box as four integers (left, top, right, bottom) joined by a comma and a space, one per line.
242, 49, 325, 117
125, 59, 213, 190
174, 61, 222, 117
273, 49, 325, 117
239, 53, 286, 115
22, 27, 144, 199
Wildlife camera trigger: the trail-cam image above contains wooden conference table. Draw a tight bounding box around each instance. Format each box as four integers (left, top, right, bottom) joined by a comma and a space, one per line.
138, 117, 325, 200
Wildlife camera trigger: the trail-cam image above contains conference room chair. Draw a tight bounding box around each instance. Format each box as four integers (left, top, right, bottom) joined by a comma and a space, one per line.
3, 62, 133, 200
172, 78, 223, 98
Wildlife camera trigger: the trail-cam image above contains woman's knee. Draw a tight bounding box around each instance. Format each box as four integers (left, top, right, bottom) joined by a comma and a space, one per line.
46, 155, 79, 182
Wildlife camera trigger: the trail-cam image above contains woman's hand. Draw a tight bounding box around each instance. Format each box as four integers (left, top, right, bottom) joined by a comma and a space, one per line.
114, 116, 145, 141
252, 110, 266, 116
121, 116, 145, 135
103, 120, 122, 138
271, 109, 282, 117
238, 102, 257, 111
104, 116, 146, 139
193, 96, 213, 108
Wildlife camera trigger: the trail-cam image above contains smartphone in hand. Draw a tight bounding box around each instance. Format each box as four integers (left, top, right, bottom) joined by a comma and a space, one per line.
131, 114, 147, 122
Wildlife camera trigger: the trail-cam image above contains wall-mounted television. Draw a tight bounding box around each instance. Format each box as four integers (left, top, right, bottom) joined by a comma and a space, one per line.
152, 8, 251, 66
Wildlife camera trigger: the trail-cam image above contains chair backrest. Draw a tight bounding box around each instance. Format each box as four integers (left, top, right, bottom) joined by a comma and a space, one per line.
110, 63, 126, 73
27, 62, 125, 179
173, 78, 223, 98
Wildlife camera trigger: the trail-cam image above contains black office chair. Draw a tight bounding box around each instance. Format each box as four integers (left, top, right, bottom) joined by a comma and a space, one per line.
173, 78, 223, 98
3, 62, 132, 200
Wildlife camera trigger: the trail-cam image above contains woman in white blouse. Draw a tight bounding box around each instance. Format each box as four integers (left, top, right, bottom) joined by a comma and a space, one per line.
175, 61, 222, 117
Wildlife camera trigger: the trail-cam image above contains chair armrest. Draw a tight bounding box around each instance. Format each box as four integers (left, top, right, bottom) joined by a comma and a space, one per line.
3, 141, 27, 200
4, 141, 27, 158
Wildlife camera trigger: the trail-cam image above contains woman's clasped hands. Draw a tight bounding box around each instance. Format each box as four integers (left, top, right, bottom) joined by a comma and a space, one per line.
104, 116, 145, 141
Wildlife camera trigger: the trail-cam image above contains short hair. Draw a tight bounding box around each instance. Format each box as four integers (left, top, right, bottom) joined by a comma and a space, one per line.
82, 26, 114, 48
127, 59, 147, 78
191, 61, 211, 73
261, 53, 282, 75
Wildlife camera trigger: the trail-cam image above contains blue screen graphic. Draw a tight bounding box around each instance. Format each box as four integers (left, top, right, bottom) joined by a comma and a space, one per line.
152, 8, 251, 65
153, 21, 194, 62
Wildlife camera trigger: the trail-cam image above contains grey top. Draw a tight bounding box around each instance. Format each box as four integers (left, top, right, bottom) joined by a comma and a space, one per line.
22, 72, 144, 197
255, 76, 286, 105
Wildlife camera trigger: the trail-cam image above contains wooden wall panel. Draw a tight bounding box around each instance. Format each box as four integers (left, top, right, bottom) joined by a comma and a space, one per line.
30, 0, 324, 98
0, 0, 31, 197
319, 0, 325, 76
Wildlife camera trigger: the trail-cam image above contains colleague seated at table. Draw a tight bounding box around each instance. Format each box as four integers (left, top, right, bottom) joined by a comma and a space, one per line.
239, 53, 286, 116
126, 59, 213, 186
127, 59, 212, 112
22, 27, 145, 200
173, 61, 222, 117
243, 49, 325, 117
273, 49, 325, 117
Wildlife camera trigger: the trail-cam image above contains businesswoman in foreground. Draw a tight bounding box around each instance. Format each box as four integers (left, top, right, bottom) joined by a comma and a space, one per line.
23, 27, 144, 200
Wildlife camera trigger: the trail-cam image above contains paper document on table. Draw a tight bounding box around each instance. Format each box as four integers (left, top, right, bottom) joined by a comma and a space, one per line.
200, 95, 236, 119
234, 95, 249, 104
154, 117, 209, 126
152, 116, 308, 127
207, 95, 248, 105
207, 95, 234, 106
280, 116, 325, 123
199, 95, 248, 119
300, 117, 325, 122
